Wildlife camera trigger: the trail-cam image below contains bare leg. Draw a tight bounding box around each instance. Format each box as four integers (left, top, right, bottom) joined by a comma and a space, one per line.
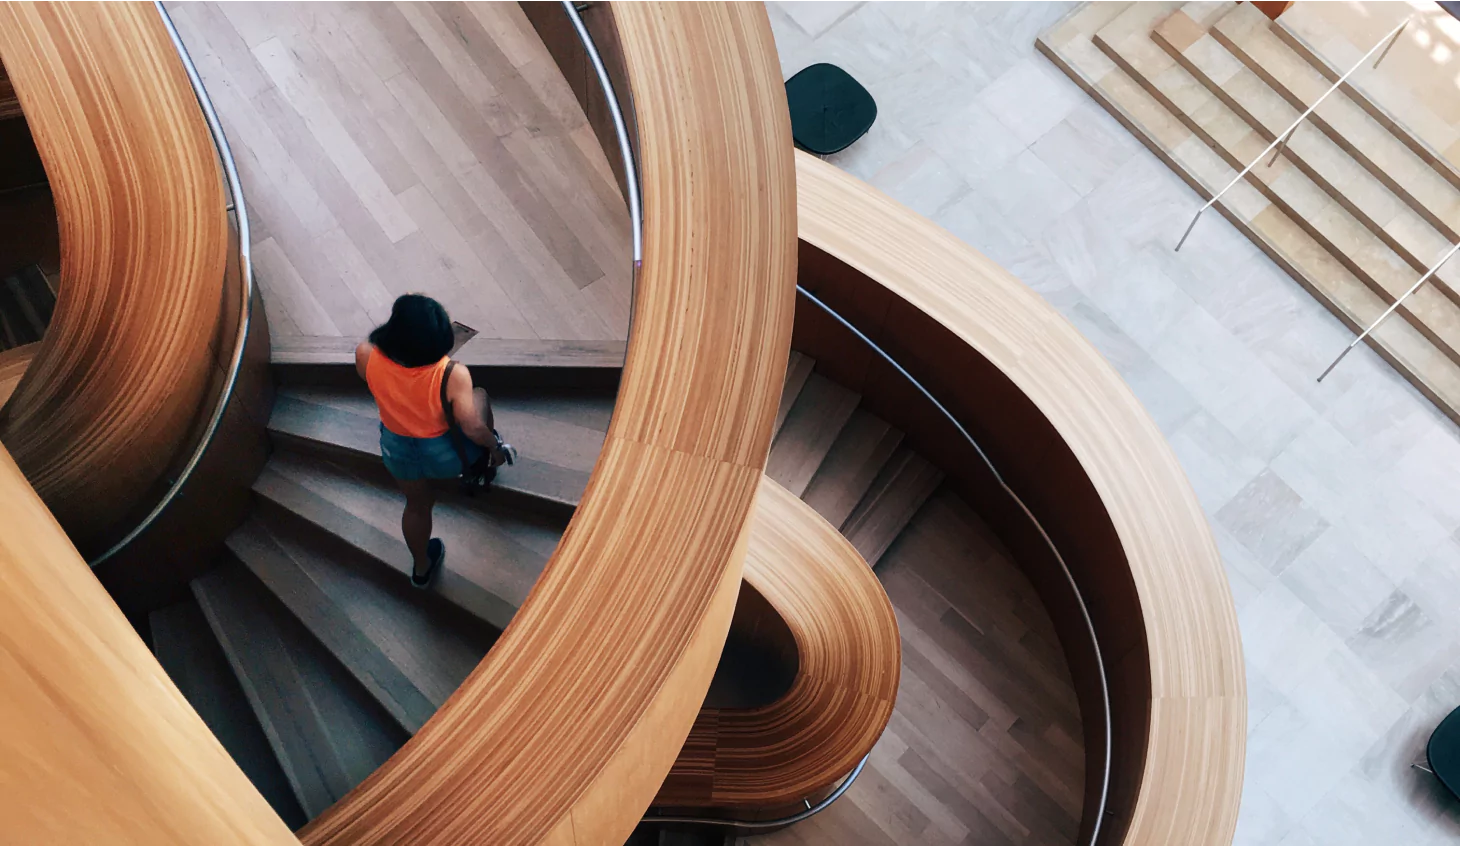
398, 478, 435, 578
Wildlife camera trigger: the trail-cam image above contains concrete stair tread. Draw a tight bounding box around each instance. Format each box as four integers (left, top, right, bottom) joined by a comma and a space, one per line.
254, 452, 560, 631
773, 350, 815, 437
1154, 6, 1460, 307
226, 515, 489, 735
150, 598, 307, 830
192, 561, 406, 820
1211, 2, 1460, 240
1100, 10, 1460, 367
842, 446, 944, 566
766, 371, 861, 497
801, 408, 905, 529
1038, 6, 1460, 427
268, 384, 611, 512
1273, 9, 1460, 192
258, 513, 494, 710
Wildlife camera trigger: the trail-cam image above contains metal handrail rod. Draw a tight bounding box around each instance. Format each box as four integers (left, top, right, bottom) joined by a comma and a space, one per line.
644, 755, 869, 831
651, 287, 1114, 841
90, 2, 253, 566
1317, 239, 1460, 382
1175, 15, 1412, 251
563, 0, 642, 268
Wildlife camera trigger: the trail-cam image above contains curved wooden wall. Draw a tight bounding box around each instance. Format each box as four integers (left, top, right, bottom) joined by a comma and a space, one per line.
0, 343, 33, 409
657, 477, 900, 809
792, 151, 1244, 846
0, 442, 296, 845
0, 1, 227, 557
298, 5, 796, 845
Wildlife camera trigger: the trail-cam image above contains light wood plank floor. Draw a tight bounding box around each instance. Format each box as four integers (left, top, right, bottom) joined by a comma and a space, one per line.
169, 1, 632, 345
747, 489, 1084, 846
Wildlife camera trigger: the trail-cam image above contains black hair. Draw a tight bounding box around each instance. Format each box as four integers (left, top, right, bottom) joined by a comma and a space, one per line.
369, 294, 454, 368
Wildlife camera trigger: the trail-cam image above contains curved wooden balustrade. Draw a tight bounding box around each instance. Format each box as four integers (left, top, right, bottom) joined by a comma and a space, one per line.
0, 343, 32, 409
792, 151, 1244, 846
657, 477, 900, 809
0, 442, 296, 845
297, 5, 795, 845
0, 1, 227, 557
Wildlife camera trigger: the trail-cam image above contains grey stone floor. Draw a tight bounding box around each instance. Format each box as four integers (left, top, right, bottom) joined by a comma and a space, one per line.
768, 3, 1460, 844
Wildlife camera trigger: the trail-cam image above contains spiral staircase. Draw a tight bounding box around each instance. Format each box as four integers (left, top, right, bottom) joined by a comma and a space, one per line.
0, 3, 1247, 846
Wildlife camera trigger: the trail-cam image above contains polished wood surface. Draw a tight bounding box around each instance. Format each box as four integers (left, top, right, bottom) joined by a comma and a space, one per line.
167, 1, 633, 346
296, 4, 796, 844
0, 1, 228, 555
0, 342, 32, 409
0, 442, 296, 845
793, 151, 1244, 846
658, 477, 900, 808
751, 489, 1085, 846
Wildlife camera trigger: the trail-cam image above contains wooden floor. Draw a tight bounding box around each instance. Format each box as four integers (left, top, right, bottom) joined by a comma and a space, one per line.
746, 490, 1084, 846
168, 1, 632, 345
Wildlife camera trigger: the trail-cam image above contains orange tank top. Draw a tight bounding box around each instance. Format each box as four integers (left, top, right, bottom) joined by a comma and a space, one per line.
365, 348, 450, 438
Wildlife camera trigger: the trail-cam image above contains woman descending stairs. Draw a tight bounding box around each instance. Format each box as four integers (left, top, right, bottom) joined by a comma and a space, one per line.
146, 350, 940, 836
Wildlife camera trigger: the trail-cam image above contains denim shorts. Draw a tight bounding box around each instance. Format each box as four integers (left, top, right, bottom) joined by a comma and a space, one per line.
379, 423, 482, 481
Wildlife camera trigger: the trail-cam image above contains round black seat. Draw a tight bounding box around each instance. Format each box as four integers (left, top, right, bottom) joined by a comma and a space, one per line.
784, 63, 876, 155
1428, 705, 1460, 798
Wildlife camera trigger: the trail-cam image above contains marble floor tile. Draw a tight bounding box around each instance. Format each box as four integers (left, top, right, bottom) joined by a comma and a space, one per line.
1077, 245, 1200, 349
1114, 354, 1202, 437
1217, 470, 1329, 575
1295, 767, 1441, 846
1151, 308, 1315, 462
1232, 783, 1298, 846
777, 1, 865, 39
1167, 410, 1267, 516
1346, 588, 1460, 703
1390, 421, 1460, 532
1279, 527, 1397, 638
919, 98, 1027, 185
970, 149, 1083, 244
1270, 419, 1450, 582
1238, 582, 1344, 697
1029, 100, 1142, 197
869, 142, 971, 220
976, 56, 1084, 147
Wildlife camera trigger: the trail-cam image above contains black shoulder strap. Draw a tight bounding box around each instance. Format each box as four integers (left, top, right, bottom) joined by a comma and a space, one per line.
440, 359, 457, 429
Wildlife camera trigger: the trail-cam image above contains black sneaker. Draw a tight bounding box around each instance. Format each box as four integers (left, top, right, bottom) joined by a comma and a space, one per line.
412, 538, 445, 589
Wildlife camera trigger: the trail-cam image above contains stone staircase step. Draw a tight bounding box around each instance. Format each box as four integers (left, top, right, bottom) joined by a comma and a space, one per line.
1274, 5, 1460, 192
1094, 5, 1460, 368
1211, 2, 1460, 242
1156, 3, 1460, 307
1037, 2, 1460, 428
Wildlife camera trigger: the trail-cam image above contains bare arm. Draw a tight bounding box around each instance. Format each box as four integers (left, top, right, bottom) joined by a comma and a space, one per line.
446, 364, 499, 450
355, 341, 372, 381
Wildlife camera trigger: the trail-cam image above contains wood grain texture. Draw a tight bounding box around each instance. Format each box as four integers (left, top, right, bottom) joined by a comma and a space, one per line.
0, 442, 296, 845
793, 151, 1244, 846
295, 5, 796, 844
657, 476, 899, 808
0, 341, 33, 408
0, 1, 228, 555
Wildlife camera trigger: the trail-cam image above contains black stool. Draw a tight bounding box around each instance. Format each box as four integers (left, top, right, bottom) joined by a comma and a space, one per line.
784, 63, 877, 155
1426, 705, 1460, 799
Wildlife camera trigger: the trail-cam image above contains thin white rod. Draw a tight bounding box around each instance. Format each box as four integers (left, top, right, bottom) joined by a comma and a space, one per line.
1177, 15, 1411, 249
1318, 240, 1460, 382
1373, 18, 1410, 69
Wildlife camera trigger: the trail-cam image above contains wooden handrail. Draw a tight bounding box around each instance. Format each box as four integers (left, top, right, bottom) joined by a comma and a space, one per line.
793, 151, 1245, 846
0, 441, 296, 845
656, 477, 900, 809
297, 4, 796, 844
0, 1, 228, 557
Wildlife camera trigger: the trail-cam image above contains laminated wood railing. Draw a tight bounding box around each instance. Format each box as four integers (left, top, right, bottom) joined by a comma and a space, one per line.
792, 151, 1245, 846
0, 2, 228, 557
